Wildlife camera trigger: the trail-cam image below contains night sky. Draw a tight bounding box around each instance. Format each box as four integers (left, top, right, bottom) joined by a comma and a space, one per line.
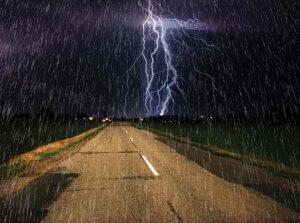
0, 0, 298, 118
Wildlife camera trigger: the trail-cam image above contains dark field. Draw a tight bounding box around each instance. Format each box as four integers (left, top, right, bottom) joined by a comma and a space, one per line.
0, 118, 100, 164
133, 121, 300, 169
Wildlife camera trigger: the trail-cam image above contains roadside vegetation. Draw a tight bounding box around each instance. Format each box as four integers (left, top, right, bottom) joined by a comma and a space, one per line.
0, 118, 100, 164
0, 124, 107, 178
37, 126, 106, 161
0, 163, 28, 177
132, 121, 300, 179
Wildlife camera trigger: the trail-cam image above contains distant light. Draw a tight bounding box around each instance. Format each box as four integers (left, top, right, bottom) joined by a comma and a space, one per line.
170, 120, 173, 123
140, 118, 144, 122
200, 115, 204, 119
89, 117, 94, 121
210, 116, 213, 120
101, 117, 111, 123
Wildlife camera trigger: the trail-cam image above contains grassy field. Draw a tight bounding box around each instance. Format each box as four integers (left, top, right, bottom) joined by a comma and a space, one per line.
133, 121, 300, 169
0, 119, 100, 164
0, 124, 107, 178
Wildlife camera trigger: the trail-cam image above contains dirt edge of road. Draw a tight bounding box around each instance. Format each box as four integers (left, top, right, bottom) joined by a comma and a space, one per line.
0, 124, 108, 199
133, 125, 300, 212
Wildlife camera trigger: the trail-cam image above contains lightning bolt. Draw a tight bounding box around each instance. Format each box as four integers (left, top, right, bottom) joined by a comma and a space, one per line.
125, 0, 218, 117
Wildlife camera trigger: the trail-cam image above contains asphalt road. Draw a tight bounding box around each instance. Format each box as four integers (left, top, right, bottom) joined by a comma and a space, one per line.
41, 122, 299, 223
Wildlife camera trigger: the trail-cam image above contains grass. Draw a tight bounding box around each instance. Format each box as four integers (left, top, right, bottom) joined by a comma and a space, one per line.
38, 141, 78, 161
38, 150, 62, 161
0, 124, 107, 178
0, 119, 100, 164
132, 121, 300, 178
0, 163, 28, 178
38, 125, 106, 161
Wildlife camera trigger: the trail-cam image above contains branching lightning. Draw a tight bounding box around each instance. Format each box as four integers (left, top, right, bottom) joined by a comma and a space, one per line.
125, 0, 218, 117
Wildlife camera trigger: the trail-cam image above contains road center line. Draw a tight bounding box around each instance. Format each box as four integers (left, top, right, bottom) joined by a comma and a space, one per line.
130, 137, 133, 142
141, 155, 159, 176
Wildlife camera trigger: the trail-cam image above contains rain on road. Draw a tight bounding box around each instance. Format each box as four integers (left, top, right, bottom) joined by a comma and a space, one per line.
37, 123, 298, 223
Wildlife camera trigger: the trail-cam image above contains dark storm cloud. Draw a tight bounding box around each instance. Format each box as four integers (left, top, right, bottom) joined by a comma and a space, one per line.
0, 0, 298, 117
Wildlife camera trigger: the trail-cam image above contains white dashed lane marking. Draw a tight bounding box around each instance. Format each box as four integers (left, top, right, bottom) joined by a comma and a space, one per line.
141, 155, 159, 176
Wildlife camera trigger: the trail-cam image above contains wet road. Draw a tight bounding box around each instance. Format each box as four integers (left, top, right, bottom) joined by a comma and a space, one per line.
41, 122, 299, 223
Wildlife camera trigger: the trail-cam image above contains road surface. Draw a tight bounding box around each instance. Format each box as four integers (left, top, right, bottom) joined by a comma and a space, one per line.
41, 122, 299, 223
